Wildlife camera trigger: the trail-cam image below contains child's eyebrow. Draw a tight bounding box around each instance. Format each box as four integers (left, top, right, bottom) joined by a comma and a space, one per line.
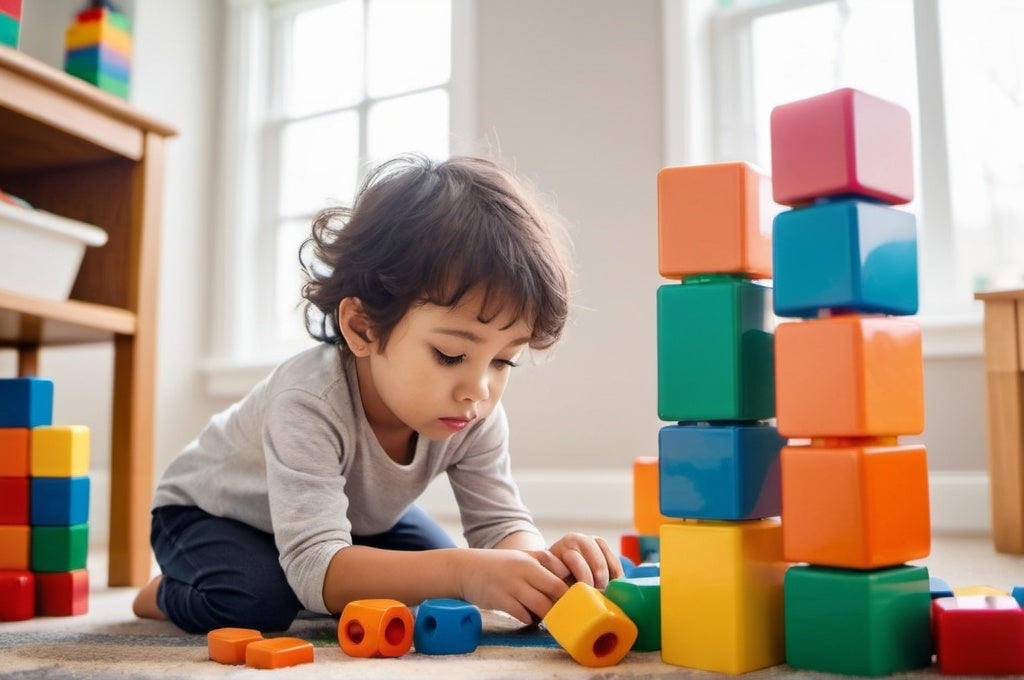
432, 328, 530, 346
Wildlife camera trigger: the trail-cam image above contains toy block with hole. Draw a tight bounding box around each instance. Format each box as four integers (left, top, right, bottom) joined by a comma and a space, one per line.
337, 599, 414, 658
0, 428, 30, 476
932, 595, 1024, 675
0, 570, 34, 621
773, 200, 918, 318
620, 534, 641, 565
413, 598, 482, 655
770, 87, 914, 206
31, 476, 90, 526
0, 378, 53, 428
785, 564, 932, 675
604, 576, 660, 652
245, 637, 314, 669
31, 523, 88, 572
660, 519, 787, 673
543, 581, 637, 667
774, 316, 924, 438
30, 426, 90, 477
633, 457, 669, 535
657, 162, 775, 279
0, 525, 30, 570
659, 423, 784, 520
658, 277, 775, 421
931, 576, 955, 599
0, 477, 29, 524
782, 441, 930, 568
208, 628, 264, 664
35, 569, 88, 616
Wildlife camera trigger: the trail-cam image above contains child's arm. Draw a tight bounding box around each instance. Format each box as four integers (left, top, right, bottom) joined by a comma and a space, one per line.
321, 544, 570, 624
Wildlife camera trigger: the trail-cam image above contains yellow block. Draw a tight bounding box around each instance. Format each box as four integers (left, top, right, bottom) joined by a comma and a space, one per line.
65, 20, 132, 56
660, 519, 788, 674
953, 585, 1009, 597
544, 582, 638, 667
31, 425, 90, 477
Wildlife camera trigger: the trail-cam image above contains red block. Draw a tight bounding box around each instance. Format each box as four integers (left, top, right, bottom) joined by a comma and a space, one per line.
36, 569, 89, 616
0, 477, 28, 524
620, 534, 641, 565
0, 570, 34, 621
932, 595, 1024, 675
0, 0, 22, 21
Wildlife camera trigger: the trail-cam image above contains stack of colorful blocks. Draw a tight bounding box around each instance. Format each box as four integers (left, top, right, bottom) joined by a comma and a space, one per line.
64, 3, 131, 99
770, 87, 934, 675
0, 377, 90, 621
654, 161, 788, 673
0, 0, 21, 48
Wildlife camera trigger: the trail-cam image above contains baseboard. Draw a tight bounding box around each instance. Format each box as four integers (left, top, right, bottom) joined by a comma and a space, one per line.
420, 469, 992, 534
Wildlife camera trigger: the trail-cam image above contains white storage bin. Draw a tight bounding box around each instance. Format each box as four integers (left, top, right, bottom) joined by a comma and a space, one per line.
0, 201, 109, 301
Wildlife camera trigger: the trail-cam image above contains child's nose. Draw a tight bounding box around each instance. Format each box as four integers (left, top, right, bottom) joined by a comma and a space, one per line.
456, 372, 489, 403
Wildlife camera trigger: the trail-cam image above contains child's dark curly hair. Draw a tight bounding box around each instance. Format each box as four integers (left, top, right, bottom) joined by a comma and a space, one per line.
300, 154, 571, 352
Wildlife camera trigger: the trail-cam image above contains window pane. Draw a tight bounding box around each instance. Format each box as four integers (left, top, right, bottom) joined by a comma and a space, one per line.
367, 89, 449, 165
366, 0, 451, 98
275, 219, 312, 344
278, 112, 360, 217
940, 0, 1024, 292
286, 0, 364, 116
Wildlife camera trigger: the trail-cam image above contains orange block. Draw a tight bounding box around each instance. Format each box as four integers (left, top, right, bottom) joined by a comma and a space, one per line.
245, 637, 314, 669
657, 162, 774, 280
782, 442, 931, 568
338, 599, 413, 657
0, 428, 30, 476
208, 627, 264, 664
0, 525, 30, 570
774, 316, 924, 438
633, 457, 669, 535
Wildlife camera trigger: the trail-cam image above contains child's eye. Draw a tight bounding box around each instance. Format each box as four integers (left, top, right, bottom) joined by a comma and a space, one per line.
493, 358, 519, 370
433, 349, 465, 366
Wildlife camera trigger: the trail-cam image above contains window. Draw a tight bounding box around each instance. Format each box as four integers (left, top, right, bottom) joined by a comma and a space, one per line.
682, 0, 1024, 324
208, 0, 472, 395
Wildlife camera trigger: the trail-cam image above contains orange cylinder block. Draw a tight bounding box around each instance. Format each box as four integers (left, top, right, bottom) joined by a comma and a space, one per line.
338, 598, 414, 658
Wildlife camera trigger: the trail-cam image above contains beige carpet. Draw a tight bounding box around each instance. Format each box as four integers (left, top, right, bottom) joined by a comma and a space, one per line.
2, 531, 1022, 679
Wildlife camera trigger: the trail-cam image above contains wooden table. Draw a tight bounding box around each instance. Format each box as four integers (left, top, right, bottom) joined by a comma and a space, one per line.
975, 288, 1024, 553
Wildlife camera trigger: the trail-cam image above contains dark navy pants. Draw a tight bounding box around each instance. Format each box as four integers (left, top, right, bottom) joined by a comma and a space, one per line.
150, 504, 456, 634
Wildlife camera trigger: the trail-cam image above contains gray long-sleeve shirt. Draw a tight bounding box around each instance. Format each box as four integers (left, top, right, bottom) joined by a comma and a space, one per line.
152, 343, 540, 613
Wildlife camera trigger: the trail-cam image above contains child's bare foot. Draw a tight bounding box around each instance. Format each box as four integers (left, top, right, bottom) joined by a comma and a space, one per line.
132, 576, 167, 620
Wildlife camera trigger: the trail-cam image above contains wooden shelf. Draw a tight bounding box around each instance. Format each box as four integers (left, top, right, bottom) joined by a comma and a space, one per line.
0, 289, 136, 345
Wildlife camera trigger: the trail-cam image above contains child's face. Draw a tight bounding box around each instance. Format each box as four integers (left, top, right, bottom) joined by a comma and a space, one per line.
360, 288, 531, 441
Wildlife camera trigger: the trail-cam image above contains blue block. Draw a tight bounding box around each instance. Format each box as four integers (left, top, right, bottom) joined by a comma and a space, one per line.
659, 423, 784, 520
619, 555, 637, 578
631, 562, 660, 577
31, 476, 90, 526
773, 199, 918, 318
0, 378, 53, 428
930, 576, 954, 599
638, 534, 660, 563
1013, 585, 1024, 608
413, 598, 482, 655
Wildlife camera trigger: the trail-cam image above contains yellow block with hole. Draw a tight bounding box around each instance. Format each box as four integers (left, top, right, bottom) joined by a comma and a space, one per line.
30, 426, 90, 477
544, 582, 637, 667
660, 519, 788, 674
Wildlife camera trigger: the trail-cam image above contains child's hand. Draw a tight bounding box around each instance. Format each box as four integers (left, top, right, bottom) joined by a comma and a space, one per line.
547, 533, 623, 590
453, 549, 570, 624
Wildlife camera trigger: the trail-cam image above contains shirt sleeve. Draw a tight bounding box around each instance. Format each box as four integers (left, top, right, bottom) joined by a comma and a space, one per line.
262, 386, 352, 614
445, 404, 544, 548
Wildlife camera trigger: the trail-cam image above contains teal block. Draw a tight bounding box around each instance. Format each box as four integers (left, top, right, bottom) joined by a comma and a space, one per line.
0, 12, 17, 47
31, 524, 88, 572
657, 277, 774, 421
659, 422, 783, 520
31, 476, 90, 526
0, 378, 53, 428
637, 534, 659, 563
785, 565, 932, 676
65, 44, 130, 81
773, 199, 918, 318
605, 577, 660, 651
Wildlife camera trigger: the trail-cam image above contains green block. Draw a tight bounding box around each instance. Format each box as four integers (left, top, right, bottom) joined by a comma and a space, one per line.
657, 276, 775, 421
66, 68, 129, 99
32, 523, 89, 572
785, 565, 932, 676
604, 576, 660, 651
0, 13, 18, 48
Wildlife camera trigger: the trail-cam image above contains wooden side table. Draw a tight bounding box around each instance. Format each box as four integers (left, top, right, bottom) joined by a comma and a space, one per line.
975, 288, 1024, 553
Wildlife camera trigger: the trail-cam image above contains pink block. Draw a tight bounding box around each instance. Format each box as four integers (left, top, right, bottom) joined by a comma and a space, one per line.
770, 88, 913, 206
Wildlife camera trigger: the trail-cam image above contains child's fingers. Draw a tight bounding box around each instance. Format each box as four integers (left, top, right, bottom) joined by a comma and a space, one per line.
596, 537, 624, 580
526, 549, 572, 582
559, 548, 595, 587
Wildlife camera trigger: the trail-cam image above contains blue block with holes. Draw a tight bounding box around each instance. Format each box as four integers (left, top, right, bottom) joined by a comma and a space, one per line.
31, 476, 90, 526
0, 378, 53, 428
659, 422, 785, 520
413, 598, 482, 655
773, 199, 918, 318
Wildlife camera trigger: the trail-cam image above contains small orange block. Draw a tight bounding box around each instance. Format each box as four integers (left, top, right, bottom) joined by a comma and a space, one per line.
245, 637, 314, 669
338, 599, 413, 657
633, 456, 669, 535
658, 161, 775, 280
207, 628, 264, 665
782, 442, 930, 568
0, 428, 30, 476
0, 525, 30, 570
774, 315, 924, 438
543, 582, 637, 667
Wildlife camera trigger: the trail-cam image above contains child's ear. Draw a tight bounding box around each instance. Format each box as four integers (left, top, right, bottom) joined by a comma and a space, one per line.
338, 297, 375, 356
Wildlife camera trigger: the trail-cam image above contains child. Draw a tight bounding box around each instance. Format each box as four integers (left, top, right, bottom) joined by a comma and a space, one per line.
133, 154, 622, 634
